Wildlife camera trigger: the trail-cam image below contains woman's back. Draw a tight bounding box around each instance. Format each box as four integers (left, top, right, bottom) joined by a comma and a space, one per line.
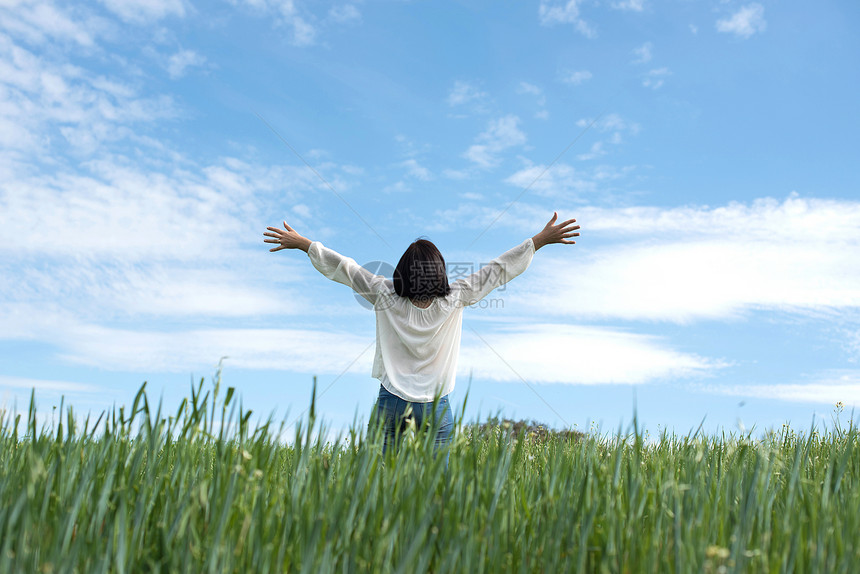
370, 238, 536, 401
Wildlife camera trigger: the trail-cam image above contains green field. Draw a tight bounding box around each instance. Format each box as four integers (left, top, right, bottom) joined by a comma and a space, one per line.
1, 375, 858, 573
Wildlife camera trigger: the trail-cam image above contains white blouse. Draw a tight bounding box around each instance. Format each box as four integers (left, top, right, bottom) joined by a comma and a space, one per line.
307, 238, 536, 402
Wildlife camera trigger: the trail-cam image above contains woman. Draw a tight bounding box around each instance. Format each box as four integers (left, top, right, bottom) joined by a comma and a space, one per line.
263, 212, 579, 465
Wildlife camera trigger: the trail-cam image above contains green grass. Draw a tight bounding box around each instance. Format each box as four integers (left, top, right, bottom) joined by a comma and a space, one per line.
0, 372, 858, 573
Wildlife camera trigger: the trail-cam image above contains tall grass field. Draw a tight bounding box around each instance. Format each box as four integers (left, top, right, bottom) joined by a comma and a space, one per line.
1, 373, 858, 573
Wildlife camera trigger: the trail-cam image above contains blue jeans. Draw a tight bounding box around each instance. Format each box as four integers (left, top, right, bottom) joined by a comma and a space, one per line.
371, 384, 454, 470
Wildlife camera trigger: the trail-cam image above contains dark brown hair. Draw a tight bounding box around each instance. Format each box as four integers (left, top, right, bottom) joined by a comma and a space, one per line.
393, 238, 451, 301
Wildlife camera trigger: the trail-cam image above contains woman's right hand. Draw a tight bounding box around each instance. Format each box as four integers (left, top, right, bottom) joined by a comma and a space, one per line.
264, 221, 313, 253
532, 212, 580, 250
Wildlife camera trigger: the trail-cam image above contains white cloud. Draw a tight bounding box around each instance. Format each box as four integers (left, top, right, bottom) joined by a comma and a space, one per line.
0, 59, 372, 375
504, 162, 628, 198
565, 113, 638, 159
26, 321, 376, 373
612, 0, 644, 12
518, 82, 541, 97
538, 0, 596, 38
705, 371, 860, 407
716, 4, 766, 39
0, 1, 106, 46
844, 328, 860, 362
1, 166, 238, 262
631, 42, 652, 64
0, 374, 111, 418
576, 141, 604, 161
98, 0, 186, 24
463, 115, 527, 169
393, 134, 432, 159
0, 141, 348, 342
0, 375, 98, 394
0, 34, 178, 154
0, 148, 337, 263
328, 3, 360, 23
642, 67, 670, 89
399, 159, 431, 181
166, 49, 206, 79
576, 113, 637, 134
292, 203, 312, 218
427, 202, 503, 233
518, 195, 860, 323
442, 168, 471, 181
290, 16, 316, 46
561, 69, 592, 85
0, 311, 718, 385
229, 0, 316, 46
518, 82, 548, 119
0, 261, 302, 322
460, 324, 719, 385
447, 80, 487, 107
461, 149, 491, 173
382, 180, 410, 194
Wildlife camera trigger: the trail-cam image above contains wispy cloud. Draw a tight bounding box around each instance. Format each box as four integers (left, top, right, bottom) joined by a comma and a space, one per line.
517, 82, 548, 119
426, 202, 505, 232
631, 41, 652, 64
0, 302, 720, 385
0, 34, 178, 155
4, 319, 378, 373
0, 0, 107, 46
0, 375, 98, 394
538, 0, 596, 38
704, 370, 860, 407
382, 180, 410, 194
442, 168, 471, 181
518, 195, 860, 323
518, 82, 543, 99
447, 80, 487, 109
642, 67, 670, 89
505, 162, 602, 197
561, 69, 593, 85
460, 323, 721, 385
569, 112, 639, 155
612, 0, 645, 12
229, 0, 316, 46
576, 141, 605, 161
0, 157, 310, 261
399, 159, 432, 181
98, 0, 187, 24
0, 261, 303, 322
328, 3, 361, 24
166, 49, 207, 79
463, 115, 527, 169
716, 4, 766, 39
576, 113, 638, 134
380, 159, 432, 193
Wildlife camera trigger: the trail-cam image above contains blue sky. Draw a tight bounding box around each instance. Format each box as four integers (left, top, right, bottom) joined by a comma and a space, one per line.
1, 0, 859, 436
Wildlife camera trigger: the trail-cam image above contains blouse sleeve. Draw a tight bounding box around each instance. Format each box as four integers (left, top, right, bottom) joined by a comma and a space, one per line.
452, 238, 536, 306
307, 241, 392, 306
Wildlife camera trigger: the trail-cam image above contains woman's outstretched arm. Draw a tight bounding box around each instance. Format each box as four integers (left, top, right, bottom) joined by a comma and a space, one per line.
454, 212, 579, 305
264, 221, 390, 305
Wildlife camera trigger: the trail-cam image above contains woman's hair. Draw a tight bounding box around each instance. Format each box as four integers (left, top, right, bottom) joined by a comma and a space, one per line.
393, 238, 451, 301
